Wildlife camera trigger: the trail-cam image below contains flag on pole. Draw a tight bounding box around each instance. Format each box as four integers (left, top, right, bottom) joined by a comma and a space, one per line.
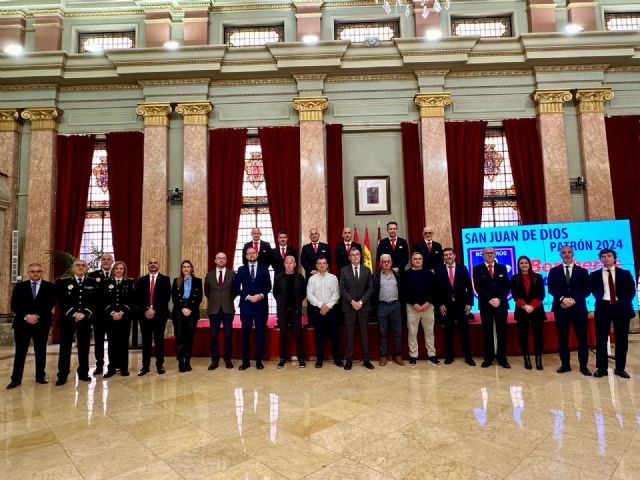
375, 222, 382, 271
353, 225, 359, 244
363, 227, 373, 271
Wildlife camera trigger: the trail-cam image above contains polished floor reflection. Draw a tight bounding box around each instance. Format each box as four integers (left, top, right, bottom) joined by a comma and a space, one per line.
2, 340, 640, 479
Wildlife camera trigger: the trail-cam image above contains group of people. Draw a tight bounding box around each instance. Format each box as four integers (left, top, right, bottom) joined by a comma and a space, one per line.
6, 222, 637, 389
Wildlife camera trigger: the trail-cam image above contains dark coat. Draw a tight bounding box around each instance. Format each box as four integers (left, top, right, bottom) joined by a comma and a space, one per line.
11, 279, 56, 329
101, 277, 135, 317
590, 267, 636, 320
413, 240, 444, 271
56, 276, 98, 320
547, 264, 590, 314
339, 264, 374, 312
373, 270, 401, 305
510, 272, 546, 322
242, 240, 273, 267
434, 263, 474, 307
271, 246, 299, 275
335, 241, 363, 271
204, 268, 236, 315
136, 273, 172, 319
472, 262, 510, 311
376, 237, 409, 271
171, 276, 203, 321
301, 242, 332, 277
272, 272, 306, 317
233, 263, 272, 307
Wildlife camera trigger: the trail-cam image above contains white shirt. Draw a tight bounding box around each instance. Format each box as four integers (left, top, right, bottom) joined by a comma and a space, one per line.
562, 263, 575, 276
307, 272, 340, 308
603, 267, 617, 302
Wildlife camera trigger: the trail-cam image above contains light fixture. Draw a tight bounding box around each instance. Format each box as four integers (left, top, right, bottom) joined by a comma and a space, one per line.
375, 0, 452, 16
564, 23, 584, 34
425, 28, 443, 41
302, 34, 319, 45
163, 40, 180, 50
3, 44, 23, 56
363, 36, 382, 47
83, 42, 103, 53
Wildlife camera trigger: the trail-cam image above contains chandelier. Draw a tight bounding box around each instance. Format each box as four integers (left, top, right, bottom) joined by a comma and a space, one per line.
375, 0, 451, 18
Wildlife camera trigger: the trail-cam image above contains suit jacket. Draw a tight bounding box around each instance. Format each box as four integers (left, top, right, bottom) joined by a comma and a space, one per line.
472, 262, 510, 310
171, 276, 203, 321
136, 273, 172, 319
547, 263, 590, 314
301, 242, 332, 277
339, 264, 374, 312
88, 269, 111, 317
413, 240, 444, 271
590, 267, 636, 319
434, 263, 474, 307
376, 237, 409, 270
101, 278, 135, 317
272, 272, 306, 317
56, 276, 98, 320
510, 273, 546, 321
335, 241, 363, 271
204, 268, 236, 314
271, 246, 299, 275
10, 279, 56, 329
242, 240, 273, 267
373, 270, 401, 305
233, 263, 272, 309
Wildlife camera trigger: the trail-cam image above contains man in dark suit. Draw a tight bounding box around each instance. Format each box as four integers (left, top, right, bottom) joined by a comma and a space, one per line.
7, 262, 56, 389
204, 252, 237, 370
242, 227, 273, 268
339, 247, 374, 370
233, 246, 272, 370
87, 253, 114, 375
56, 259, 98, 386
435, 248, 475, 366
413, 226, 443, 271
301, 227, 331, 279
136, 257, 172, 376
271, 231, 298, 275
547, 245, 592, 375
335, 226, 362, 271
590, 248, 637, 379
376, 221, 409, 272
472, 247, 511, 369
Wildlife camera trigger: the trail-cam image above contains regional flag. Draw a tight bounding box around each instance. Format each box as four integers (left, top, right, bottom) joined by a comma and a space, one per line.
363, 227, 373, 271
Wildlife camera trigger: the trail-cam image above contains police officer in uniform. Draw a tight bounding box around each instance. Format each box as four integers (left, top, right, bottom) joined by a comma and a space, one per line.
88, 253, 113, 375
56, 259, 97, 386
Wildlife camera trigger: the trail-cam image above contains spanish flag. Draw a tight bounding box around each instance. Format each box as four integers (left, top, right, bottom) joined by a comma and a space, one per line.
363, 227, 373, 271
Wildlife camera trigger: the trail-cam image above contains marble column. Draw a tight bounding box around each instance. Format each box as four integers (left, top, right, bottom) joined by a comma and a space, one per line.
183, 10, 209, 46
567, 0, 597, 31
145, 11, 172, 47
34, 14, 62, 51
574, 88, 615, 220
526, 0, 557, 33
414, 93, 453, 249
20, 107, 61, 279
0, 16, 25, 51
293, 97, 328, 249
175, 101, 212, 280
0, 110, 21, 312
294, 1, 322, 41
413, 1, 441, 37
135, 103, 171, 275
532, 90, 573, 223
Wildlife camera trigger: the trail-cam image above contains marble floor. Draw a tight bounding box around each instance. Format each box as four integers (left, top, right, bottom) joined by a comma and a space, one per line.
2, 339, 640, 480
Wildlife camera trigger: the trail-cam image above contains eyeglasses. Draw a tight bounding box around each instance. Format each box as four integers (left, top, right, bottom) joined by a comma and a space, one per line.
423, 231, 433, 234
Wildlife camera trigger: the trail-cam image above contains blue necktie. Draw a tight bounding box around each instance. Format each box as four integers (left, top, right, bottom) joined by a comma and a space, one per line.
250, 264, 255, 281
31, 282, 37, 299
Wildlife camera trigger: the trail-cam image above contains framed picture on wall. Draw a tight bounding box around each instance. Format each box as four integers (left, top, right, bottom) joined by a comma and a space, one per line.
354, 176, 390, 215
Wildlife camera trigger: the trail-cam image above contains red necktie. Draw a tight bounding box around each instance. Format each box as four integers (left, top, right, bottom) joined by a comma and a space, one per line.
313, 243, 318, 253
149, 275, 155, 306
281, 247, 285, 258
608, 269, 617, 304
253, 241, 258, 252
427, 241, 432, 253
448, 265, 454, 287
391, 239, 396, 250
218, 270, 223, 288
488, 264, 494, 278
346, 243, 350, 253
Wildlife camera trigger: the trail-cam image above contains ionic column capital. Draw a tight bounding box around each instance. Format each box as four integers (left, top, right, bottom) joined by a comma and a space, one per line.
175, 101, 213, 126
20, 107, 62, 130
414, 93, 452, 118
293, 96, 328, 121
574, 88, 614, 114
0, 109, 21, 133
135, 103, 172, 127
532, 89, 572, 114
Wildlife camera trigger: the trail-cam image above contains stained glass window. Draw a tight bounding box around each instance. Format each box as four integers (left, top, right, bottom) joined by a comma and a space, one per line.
604, 12, 640, 31
79, 143, 114, 268
335, 21, 399, 42
234, 137, 277, 315
481, 129, 520, 227
78, 31, 135, 53
225, 25, 284, 47
451, 16, 512, 38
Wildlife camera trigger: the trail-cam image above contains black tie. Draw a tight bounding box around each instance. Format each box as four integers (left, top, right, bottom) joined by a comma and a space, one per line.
354, 267, 359, 280
565, 266, 571, 285
250, 264, 255, 281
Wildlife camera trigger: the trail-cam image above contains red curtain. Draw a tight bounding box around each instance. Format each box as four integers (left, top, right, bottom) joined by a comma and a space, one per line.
208, 128, 247, 270
503, 118, 547, 225
605, 115, 640, 269
105, 131, 144, 279
326, 124, 344, 274
259, 126, 301, 252
401, 122, 425, 248
53, 134, 95, 277
445, 121, 488, 256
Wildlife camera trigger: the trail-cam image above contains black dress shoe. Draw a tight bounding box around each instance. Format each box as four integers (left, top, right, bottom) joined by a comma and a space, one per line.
277, 359, 286, 369
444, 358, 454, 365
481, 360, 493, 368
315, 361, 323, 368
239, 363, 250, 371
593, 369, 608, 378
178, 365, 186, 373
138, 367, 150, 376
580, 367, 592, 376
344, 361, 352, 370
103, 371, 117, 379
157, 366, 166, 374
185, 363, 192, 372
93, 368, 103, 376
120, 371, 130, 377
256, 361, 264, 370
225, 360, 234, 369
6, 381, 20, 389
35, 378, 48, 385
523, 356, 532, 370
465, 358, 476, 367
614, 370, 630, 379
363, 361, 375, 370
208, 361, 219, 371
334, 360, 344, 367
535, 355, 543, 371
299, 360, 306, 368
499, 361, 511, 369
557, 366, 572, 374
78, 375, 91, 382
427, 356, 440, 365
55, 378, 66, 386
